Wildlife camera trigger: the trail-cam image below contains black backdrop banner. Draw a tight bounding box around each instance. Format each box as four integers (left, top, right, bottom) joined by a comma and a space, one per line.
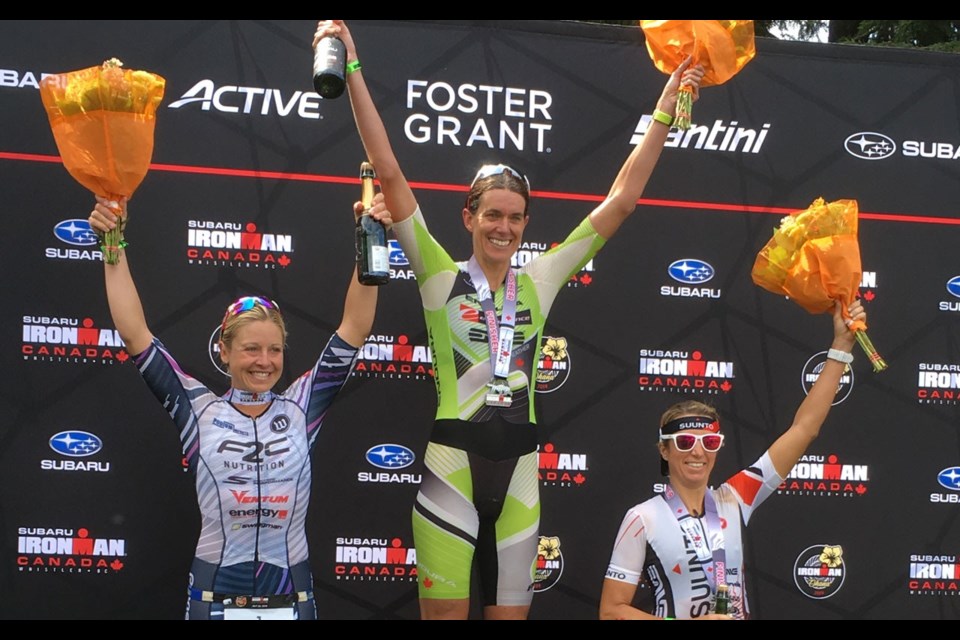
1, 20, 959, 620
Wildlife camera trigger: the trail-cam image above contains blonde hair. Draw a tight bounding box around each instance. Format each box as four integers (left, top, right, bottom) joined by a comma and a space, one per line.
220, 303, 287, 350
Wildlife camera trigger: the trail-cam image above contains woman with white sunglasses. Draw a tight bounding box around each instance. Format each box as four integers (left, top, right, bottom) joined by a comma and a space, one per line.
314, 19, 704, 620
600, 299, 866, 620
88, 194, 391, 619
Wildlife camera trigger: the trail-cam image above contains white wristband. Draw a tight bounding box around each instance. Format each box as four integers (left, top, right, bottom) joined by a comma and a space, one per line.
827, 348, 853, 364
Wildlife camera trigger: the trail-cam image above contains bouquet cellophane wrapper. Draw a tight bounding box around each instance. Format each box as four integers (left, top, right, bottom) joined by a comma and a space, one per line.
48, 113, 156, 196
640, 20, 755, 86
751, 198, 861, 315
39, 63, 165, 198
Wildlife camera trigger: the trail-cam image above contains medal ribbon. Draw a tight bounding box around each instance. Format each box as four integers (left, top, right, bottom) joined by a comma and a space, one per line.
661, 483, 727, 593
466, 256, 517, 381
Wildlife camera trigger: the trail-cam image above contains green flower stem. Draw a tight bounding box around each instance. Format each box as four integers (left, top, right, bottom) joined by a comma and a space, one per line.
98, 225, 127, 266
854, 330, 888, 373
675, 87, 693, 130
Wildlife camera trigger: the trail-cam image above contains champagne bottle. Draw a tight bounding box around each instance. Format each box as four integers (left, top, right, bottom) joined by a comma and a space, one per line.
313, 36, 346, 99
356, 162, 389, 286
713, 584, 729, 615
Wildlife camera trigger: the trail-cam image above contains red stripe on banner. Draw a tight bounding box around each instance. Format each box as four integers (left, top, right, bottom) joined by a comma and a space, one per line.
4, 151, 959, 226
1, 151, 62, 164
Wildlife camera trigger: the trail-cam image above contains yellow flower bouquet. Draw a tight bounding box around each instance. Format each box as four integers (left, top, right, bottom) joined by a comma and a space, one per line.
39, 58, 165, 264
752, 197, 887, 373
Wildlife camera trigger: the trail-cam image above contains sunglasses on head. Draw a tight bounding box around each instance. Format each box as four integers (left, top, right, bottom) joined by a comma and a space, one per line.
221, 296, 280, 333
661, 433, 725, 453
470, 164, 531, 192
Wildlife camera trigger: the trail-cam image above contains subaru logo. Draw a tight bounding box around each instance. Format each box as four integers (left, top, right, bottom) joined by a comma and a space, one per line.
937, 466, 960, 491
365, 444, 415, 470
668, 259, 715, 284
844, 132, 896, 160
53, 219, 99, 246
49, 430, 103, 457
388, 239, 409, 267
947, 276, 960, 299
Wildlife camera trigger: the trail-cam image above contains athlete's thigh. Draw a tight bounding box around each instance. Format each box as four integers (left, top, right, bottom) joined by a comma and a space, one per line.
412, 442, 479, 600
485, 450, 540, 607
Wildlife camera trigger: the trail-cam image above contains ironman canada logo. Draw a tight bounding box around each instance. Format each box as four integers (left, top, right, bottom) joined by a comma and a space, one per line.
802, 351, 853, 405
638, 348, 734, 394
22, 314, 127, 364
793, 544, 845, 599
536, 336, 571, 393
334, 536, 417, 582
17, 526, 126, 573
186, 220, 293, 269
533, 535, 564, 593
538, 443, 587, 487
778, 453, 869, 498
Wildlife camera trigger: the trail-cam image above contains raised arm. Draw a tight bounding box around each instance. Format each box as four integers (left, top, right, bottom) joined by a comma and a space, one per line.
588, 58, 704, 240
314, 20, 418, 224
88, 196, 154, 356
766, 300, 865, 477
335, 193, 391, 347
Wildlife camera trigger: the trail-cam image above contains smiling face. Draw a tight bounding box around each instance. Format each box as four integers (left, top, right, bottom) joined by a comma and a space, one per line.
463, 188, 529, 267
659, 425, 721, 490
219, 320, 284, 393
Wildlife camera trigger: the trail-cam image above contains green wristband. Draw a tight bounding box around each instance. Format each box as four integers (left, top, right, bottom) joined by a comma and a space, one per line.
652, 109, 674, 127
346, 59, 362, 74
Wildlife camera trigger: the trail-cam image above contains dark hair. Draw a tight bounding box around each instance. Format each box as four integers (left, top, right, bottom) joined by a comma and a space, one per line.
659, 400, 719, 431
465, 165, 530, 216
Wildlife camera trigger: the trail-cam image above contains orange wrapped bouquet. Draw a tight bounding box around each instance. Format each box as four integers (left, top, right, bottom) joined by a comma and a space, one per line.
40, 58, 166, 264
752, 197, 887, 372
640, 20, 755, 129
